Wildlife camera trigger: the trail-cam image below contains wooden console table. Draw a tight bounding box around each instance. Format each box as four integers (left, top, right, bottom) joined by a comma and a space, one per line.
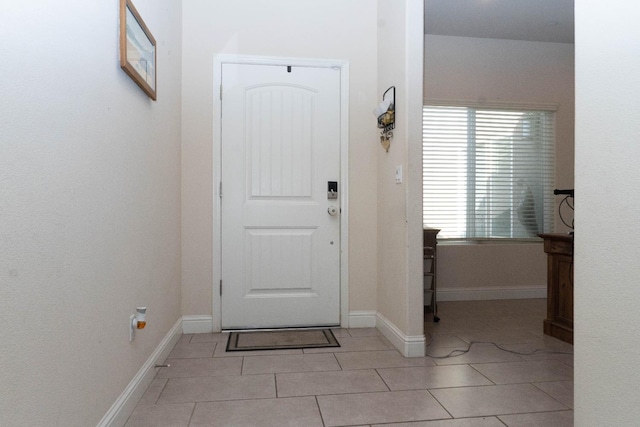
539, 233, 574, 344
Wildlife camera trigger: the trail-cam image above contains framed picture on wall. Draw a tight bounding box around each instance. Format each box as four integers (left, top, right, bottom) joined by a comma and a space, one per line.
120, 0, 156, 100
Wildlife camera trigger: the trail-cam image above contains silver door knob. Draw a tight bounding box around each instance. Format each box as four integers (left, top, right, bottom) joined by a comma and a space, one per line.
327, 206, 338, 216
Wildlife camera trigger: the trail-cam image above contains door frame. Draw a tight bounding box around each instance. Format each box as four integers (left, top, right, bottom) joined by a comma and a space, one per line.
211, 54, 350, 331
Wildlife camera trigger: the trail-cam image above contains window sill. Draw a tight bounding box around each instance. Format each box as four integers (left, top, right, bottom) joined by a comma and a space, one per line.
437, 238, 544, 246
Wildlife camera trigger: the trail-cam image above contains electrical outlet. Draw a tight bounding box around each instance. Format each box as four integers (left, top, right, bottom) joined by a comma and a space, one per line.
129, 314, 136, 342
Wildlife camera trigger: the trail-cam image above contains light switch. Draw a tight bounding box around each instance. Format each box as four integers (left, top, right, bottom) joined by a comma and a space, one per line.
395, 165, 403, 184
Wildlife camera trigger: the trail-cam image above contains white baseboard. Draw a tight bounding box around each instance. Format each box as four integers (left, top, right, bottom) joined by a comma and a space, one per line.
97, 318, 182, 427
182, 315, 214, 334
436, 286, 546, 302
376, 312, 425, 358
347, 310, 377, 328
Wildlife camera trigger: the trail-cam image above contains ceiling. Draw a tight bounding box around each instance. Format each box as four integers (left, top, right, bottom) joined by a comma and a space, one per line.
424, 0, 574, 44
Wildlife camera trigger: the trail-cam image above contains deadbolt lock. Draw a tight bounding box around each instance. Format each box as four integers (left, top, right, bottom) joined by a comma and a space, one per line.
328, 181, 338, 199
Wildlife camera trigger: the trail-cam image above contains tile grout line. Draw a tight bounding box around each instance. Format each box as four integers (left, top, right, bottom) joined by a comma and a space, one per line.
530, 381, 574, 410
426, 388, 455, 421
332, 351, 344, 371
467, 362, 497, 386
274, 373, 279, 398
495, 414, 510, 426
186, 401, 197, 426
373, 368, 392, 392
314, 395, 328, 427
154, 377, 170, 405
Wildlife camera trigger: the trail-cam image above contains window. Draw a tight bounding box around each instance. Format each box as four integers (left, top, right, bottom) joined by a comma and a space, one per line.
422, 104, 555, 240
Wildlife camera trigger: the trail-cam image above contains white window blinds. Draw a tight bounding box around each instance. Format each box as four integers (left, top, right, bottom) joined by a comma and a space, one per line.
423, 104, 555, 240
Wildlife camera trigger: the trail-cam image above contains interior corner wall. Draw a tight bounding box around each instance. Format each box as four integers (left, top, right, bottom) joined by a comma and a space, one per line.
180, 0, 379, 319
424, 35, 575, 299
575, 1, 640, 424
376, 0, 424, 340
0, 1, 182, 425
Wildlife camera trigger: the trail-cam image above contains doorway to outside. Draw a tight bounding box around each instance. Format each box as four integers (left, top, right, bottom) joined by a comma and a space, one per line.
213, 55, 349, 330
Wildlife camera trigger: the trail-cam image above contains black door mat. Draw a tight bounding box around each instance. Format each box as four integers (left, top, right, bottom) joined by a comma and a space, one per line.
226, 329, 340, 352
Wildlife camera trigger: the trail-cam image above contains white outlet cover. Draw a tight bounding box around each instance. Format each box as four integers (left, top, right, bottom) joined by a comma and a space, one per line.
395, 165, 403, 184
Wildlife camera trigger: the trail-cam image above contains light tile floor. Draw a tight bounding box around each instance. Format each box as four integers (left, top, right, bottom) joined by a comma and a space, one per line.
126, 299, 574, 426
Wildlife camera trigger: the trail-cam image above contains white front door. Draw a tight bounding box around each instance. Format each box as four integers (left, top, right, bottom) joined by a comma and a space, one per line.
220, 62, 342, 329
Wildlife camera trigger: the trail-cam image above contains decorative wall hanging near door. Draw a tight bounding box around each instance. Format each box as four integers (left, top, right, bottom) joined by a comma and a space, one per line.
374, 86, 395, 152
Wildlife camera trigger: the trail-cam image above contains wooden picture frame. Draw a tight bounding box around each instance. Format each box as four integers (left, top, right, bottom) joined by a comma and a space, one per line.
120, 0, 156, 100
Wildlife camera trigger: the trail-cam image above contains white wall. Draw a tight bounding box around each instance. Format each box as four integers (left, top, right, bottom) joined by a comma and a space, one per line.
0, 1, 182, 425
424, 35, 575, 298
376, 0, 425, 349
181, 0, 379, 319
575, 1, 640, 424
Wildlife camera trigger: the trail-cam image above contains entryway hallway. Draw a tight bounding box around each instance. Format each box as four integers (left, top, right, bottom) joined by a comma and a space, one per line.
126, 299, 573, 426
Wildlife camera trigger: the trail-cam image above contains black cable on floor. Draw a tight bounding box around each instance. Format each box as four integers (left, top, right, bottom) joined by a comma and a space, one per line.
425, 333, 574, 359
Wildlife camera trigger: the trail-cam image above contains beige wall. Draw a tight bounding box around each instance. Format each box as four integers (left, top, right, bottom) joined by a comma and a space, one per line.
0, 0, 183, 425
181, 0, 379, 318
575, 1, 640, 424
376, 0, 424, 340
424, 35, 575, 298
376, 0, 410, 336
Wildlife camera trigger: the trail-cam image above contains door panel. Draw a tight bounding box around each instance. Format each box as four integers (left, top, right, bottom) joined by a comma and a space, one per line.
247, 86, 314, 199
245, 228, 314, 294
221, 63, 341, 329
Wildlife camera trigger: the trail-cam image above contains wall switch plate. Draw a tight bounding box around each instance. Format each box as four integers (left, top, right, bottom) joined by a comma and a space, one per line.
395, 165, 403, 184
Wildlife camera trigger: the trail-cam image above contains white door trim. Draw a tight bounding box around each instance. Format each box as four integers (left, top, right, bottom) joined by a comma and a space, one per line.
212, 54, 350, 331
